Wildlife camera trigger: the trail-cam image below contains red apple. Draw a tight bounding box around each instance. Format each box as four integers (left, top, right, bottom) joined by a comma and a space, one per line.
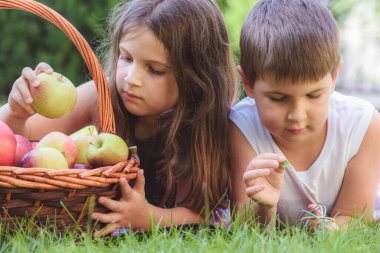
87, 133, 129, 168
37, 132, 77, 167
20, 147, 68, 169
31, 141, 39, 149
0, 120, 17, 166
14, 134, 33, 166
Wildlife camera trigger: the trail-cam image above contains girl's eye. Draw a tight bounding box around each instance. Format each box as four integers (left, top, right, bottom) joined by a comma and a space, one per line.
119, 55, 132, 62
149, 66, 165, 75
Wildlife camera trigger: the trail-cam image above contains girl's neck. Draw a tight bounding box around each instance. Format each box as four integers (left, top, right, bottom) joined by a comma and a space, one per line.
135, 116, 158, 140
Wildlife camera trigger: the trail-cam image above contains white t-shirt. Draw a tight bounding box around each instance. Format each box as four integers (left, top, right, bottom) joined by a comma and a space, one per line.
230, 92, 375, 224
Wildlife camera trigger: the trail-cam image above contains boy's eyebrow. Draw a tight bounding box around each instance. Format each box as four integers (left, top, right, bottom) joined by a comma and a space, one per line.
265, 88, 326, 95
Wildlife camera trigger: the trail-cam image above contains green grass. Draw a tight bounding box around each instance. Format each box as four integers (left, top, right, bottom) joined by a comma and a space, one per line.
0, 219, 379, 253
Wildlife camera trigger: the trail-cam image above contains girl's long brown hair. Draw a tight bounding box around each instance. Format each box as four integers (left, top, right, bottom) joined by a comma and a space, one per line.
99, 0, 237, 213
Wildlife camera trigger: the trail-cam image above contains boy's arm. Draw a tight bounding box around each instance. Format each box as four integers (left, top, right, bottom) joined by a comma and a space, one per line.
230, 122, 277, 226
331, 110, 380, 227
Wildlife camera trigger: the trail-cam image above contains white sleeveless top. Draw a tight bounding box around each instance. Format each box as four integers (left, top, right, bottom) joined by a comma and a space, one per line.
230, 92, 374, 224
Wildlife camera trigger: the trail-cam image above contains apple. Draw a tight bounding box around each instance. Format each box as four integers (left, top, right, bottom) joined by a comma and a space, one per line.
71, 134, 93, 166
14, 134, 33, 166
20, 147, 68, 169
87, 133, 129, 168
73, 163, 92, 169
31, 141, 39, 149
69, 125, 98, 138
31, 72, 77, 118
0, 120, 17, 166
37, 131, 77, 167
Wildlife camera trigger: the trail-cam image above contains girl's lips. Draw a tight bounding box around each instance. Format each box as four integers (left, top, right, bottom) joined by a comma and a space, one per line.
124, 91, 141, 100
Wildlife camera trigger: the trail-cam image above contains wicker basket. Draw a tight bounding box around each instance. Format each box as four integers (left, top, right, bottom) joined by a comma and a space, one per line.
0, 0, 138, 231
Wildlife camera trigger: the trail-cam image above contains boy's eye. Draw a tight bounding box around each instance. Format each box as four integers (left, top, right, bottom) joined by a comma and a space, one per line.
269, 96, 287, 102
307, 94, 321, 99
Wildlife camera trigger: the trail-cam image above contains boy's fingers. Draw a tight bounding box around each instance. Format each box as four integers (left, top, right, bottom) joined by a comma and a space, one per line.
246, 184, 265, 198
243, 168, 270, 185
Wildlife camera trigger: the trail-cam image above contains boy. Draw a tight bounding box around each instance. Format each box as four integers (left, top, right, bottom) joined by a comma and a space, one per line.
230, 0, 380, 230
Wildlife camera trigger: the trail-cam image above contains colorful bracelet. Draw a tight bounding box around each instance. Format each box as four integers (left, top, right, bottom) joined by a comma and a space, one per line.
296, 204, 336, 230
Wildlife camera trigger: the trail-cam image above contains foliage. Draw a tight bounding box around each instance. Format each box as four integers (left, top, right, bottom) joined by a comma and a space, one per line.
0, 219, 379, 252
0, 0, 119, 96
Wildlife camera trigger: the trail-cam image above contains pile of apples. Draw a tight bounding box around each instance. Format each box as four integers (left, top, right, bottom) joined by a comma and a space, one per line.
0, 120, 129, 170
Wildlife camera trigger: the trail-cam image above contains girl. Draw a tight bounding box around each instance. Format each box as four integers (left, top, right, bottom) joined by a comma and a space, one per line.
0, 0, 237, 235
230, 0, 380, 231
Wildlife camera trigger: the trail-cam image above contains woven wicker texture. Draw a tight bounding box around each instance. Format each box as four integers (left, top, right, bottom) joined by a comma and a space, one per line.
0, 0, 136, 230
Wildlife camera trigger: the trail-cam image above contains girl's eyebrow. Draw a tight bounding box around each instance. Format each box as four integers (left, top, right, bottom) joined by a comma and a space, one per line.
119, 45, 171, 69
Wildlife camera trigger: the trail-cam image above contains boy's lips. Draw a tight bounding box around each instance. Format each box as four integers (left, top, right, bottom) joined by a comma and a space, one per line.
286, 127, 305, 134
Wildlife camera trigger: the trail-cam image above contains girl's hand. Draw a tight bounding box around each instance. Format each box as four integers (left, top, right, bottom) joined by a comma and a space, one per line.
243, 153, 287, 209
92, 170, 151, 237
8, 62, 53, 120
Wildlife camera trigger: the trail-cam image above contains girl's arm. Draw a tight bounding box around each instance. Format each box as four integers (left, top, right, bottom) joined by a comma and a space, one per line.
330, 110, 380, 228
0, 81, 98, 139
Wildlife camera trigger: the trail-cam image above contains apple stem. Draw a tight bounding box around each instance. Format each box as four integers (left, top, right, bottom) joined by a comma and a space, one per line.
90, 143, 101, 149
58, 75, 64, 82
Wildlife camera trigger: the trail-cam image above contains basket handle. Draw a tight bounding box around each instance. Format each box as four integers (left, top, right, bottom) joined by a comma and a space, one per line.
0, 0, 116, 134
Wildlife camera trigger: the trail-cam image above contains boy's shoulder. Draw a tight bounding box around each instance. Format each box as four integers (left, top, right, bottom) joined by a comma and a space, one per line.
330, 91, 374, 113
232, 96, 256, 111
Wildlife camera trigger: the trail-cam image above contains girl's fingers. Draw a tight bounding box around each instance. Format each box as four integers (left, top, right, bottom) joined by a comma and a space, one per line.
97, 196, 122, 213
21, 67, 40, 88
10, 90, 35, 115
247, 158, 280, 171
35, 62, 53, 75
92, 211, 120, 224
93, 223, 119, 238
15, 77, 34, 104
246, 184, 265, 198
120, 177, 134, 200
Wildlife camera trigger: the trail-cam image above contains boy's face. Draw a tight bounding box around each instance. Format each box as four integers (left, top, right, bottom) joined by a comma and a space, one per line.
245, 73, 336, 144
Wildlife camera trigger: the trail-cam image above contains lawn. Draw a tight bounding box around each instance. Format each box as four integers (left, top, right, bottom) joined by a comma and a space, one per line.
1, 219, 379, 253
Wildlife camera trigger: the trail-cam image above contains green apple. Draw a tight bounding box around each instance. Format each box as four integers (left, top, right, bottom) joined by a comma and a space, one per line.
87, 133, 129, 168
37, 132, 77, 168
69, 125, 98, 138
31, 72, 77, 118
71, 134, 93, 166
20, 147, 68, 169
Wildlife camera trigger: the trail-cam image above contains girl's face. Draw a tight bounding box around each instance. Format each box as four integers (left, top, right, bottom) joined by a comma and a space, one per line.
116, 27, 178, 121
246, 73, 335, 145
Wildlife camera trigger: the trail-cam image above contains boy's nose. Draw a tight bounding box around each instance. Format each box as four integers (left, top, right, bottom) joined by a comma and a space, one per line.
287, 102, 307, 121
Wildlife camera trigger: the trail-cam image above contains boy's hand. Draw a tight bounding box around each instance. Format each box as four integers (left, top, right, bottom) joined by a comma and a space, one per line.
8, 62, 53, 119
243, 153, 287, 209
92, 169, 151, 237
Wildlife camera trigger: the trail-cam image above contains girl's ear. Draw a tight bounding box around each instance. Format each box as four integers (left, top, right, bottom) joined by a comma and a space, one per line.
331, 58, 343, 92
237, 65, 254, 98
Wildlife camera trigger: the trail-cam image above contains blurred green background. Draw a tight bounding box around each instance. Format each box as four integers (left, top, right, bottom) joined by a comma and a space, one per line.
0, 0, 379, 106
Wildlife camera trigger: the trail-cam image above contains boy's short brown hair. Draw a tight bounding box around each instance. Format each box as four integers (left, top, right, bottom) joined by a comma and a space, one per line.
240, 0, 340, 86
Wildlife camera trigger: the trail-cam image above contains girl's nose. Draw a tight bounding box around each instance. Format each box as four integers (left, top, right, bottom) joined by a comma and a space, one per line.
125, 64, 142, 86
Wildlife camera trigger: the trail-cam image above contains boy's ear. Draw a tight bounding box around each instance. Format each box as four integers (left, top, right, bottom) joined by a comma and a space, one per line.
331, 58, 343, 91
237, 65, 254, 98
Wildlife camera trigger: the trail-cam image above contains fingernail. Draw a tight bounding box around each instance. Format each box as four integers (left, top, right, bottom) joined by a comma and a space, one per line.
33, 80, 40, 87
26, 98, 33, 104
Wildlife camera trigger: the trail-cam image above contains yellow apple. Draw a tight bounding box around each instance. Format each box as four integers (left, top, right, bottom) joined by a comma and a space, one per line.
87, 133, 129, 167
71, 134, 93, 166
69, 125, 98, 138
31, 72, 77, 118
20, 147, 68, 169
